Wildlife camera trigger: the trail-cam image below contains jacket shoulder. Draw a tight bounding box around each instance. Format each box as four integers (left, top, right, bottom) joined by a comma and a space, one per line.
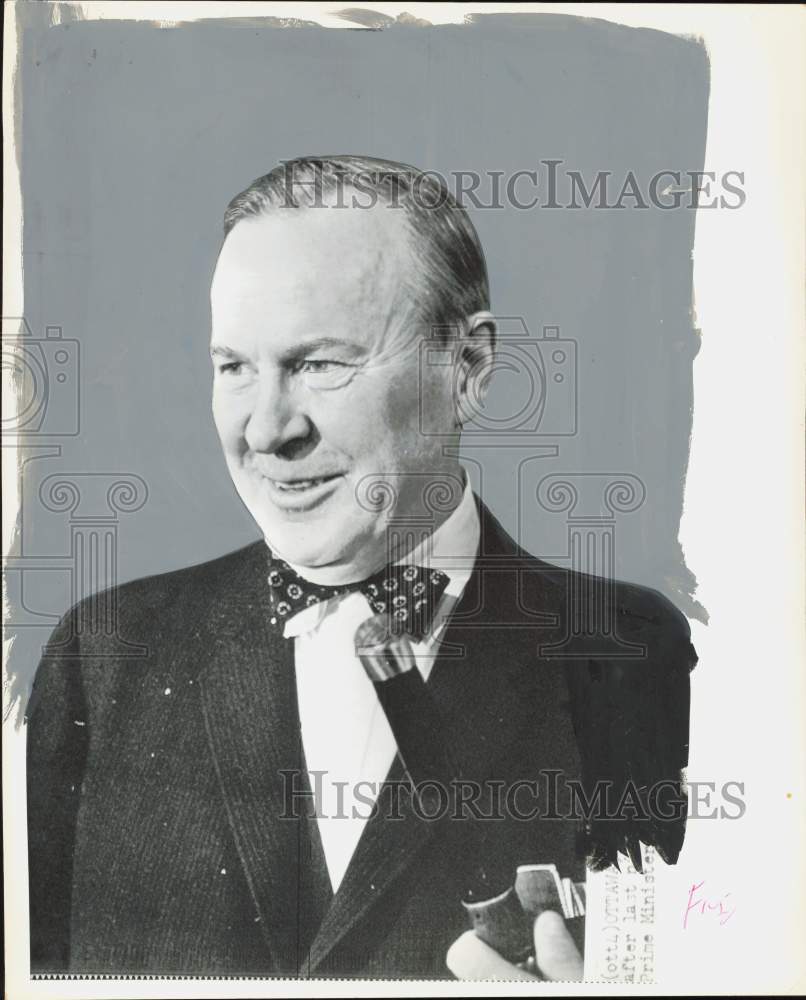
27, 541, 267, 719
608, 576, 695, 667
33, 542, 264, 671
476, 495, 696, 667
68, 540, 266, 632
114, 539, 265, 608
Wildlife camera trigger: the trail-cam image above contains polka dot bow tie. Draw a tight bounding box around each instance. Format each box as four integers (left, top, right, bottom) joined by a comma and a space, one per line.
266, 555, 449, 642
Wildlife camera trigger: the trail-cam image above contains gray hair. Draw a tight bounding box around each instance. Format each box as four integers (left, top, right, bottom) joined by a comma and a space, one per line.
223, 155, 490, 333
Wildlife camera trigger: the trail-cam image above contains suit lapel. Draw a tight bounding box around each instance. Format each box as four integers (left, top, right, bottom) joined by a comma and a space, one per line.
305, 751, 432, 971
193, 543, 309, 971
308, 499, 570, 971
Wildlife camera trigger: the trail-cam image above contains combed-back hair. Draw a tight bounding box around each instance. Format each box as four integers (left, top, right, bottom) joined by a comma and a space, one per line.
223, 155, 490, 332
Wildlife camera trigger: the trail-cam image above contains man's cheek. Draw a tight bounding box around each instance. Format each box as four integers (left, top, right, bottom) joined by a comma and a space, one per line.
213, 403, 249, 452
212, 396, 236, 439
217, 423, 244, 458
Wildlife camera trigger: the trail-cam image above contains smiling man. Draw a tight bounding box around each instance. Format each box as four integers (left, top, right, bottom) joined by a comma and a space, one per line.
26, 156, 696, 980
209, 179, 476, 580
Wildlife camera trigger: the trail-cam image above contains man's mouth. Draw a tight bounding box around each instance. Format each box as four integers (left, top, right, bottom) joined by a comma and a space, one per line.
260, 472, 344, 510
270, 475, 339, 493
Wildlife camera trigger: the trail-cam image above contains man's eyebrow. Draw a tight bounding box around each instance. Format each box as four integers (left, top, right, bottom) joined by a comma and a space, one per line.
286, 337, 363, 355
209, 338, 365, 361
210, 344, 240, 359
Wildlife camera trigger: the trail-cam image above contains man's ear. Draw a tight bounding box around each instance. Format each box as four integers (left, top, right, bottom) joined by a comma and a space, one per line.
454, 311, 497, 429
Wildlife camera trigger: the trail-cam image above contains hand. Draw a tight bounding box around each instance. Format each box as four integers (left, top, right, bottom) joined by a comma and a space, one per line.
446, 909, 584, 981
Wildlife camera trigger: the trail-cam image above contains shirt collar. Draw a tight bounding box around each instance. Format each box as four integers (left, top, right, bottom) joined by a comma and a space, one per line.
280, 476, 480, 639
395, 474, 479, 578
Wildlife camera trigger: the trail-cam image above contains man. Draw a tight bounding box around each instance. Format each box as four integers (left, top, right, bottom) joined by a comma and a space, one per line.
26, 156, 696, 980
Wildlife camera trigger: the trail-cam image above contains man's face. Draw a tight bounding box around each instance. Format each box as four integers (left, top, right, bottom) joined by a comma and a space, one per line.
210, 204, 462, 583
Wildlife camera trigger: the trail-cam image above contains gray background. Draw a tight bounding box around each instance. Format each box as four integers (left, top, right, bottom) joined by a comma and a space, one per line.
8, 6, 708, 702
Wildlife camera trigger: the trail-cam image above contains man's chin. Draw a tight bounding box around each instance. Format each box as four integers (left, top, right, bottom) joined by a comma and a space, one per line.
260, 519, 387, 583
259, 513, 349, 559
270, 545, 374, 585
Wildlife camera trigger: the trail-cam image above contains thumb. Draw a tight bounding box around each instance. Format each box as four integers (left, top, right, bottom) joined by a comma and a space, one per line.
446, 931, 535, 981
533, 910, 584, 981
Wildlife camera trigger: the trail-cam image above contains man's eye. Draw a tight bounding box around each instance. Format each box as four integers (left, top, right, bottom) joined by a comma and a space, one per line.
297, 358, 359, 390
217, 361, 244, 375
299, 359, 346, 374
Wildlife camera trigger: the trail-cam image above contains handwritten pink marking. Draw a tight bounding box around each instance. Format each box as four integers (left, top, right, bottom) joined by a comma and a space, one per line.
683, 880, 736, 929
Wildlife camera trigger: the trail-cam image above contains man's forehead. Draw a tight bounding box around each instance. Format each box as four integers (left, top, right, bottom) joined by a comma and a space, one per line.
211, 204, 412, 302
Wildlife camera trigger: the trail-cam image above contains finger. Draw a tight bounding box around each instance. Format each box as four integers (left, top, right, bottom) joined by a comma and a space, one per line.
533, 910, 584, 982
446, 930, 537, 981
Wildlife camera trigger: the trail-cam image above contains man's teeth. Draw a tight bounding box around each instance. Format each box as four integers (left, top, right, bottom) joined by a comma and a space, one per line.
274, 477, 330, 491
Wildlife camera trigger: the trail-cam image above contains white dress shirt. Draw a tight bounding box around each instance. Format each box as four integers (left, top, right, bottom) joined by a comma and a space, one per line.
282, 479, 480, 892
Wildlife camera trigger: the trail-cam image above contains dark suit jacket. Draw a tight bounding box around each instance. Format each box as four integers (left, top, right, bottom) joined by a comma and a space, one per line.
26, 497, 696, 978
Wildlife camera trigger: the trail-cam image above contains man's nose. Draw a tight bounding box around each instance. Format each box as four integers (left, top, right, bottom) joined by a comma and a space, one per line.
244, 377, 312, 454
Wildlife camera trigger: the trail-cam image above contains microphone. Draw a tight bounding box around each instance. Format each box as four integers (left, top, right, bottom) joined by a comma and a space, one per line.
354, 614, 534, 962
354, 615, 461, 795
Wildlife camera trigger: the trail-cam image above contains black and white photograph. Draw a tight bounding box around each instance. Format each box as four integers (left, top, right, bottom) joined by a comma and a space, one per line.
3, 2, 804, 995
